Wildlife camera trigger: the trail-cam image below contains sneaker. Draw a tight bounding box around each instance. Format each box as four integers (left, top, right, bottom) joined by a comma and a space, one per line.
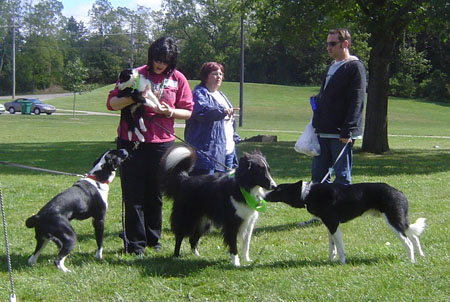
153, 244, 161, 252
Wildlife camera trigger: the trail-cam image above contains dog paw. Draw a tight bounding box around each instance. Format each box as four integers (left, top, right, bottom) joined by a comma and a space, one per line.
230, 254, 240, 267
138, 118, 147, 133
27, 255, 37, 266
192, 248, 200, 256
134, 129, 145, 142
95, 248, 103, 260
55, 261, 71, 273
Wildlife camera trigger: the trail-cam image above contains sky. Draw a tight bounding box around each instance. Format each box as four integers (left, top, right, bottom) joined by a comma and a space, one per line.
60, 0, 162, 23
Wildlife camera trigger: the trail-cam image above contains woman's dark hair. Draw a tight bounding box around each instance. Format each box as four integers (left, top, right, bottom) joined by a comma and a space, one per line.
147, 37, 178, 76
199, 62, 224, 86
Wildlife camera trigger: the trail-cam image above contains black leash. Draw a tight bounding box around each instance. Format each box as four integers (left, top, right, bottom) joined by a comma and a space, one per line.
0, 161, 84, 177
1, 183, 17, 302
145, 115, 232, 171
319, 141, 350, 184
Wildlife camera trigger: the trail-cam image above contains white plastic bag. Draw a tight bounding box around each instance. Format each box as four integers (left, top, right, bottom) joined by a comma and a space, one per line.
294, 120, 320, 156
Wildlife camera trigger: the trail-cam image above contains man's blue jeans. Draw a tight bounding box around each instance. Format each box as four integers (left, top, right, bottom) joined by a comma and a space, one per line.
311, 137, 353, 184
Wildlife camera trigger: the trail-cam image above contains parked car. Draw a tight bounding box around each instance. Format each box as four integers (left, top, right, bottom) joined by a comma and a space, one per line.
4, 98, 56, 115
0, 103, 5, 114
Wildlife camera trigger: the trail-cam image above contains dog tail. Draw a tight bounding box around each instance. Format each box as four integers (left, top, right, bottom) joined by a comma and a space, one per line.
25, 215, 39, 228
160, 145, 196, 198
406, 218, 426, 237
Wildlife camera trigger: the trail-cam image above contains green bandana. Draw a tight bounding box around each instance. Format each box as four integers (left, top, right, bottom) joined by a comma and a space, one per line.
240, 187, 266, 213
131, 74, 140, 90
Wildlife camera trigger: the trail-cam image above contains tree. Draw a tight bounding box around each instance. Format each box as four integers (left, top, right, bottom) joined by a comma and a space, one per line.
63, 57, 89, 118
159, 0, 243, 80
249, 0, 431, 154
356, 0, 429, 153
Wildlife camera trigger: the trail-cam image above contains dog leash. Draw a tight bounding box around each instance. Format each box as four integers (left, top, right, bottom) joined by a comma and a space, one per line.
144, 116, 232, 172
0, 161, 85, 177
0, 184, 16, 302
319, 141, 350, 184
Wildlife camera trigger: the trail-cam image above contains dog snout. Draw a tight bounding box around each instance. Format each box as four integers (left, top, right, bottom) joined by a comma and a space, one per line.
118, 149, 129, 159
269, 180, 277, 190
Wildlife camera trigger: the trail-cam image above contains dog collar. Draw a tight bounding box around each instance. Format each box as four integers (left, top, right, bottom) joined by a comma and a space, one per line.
240, 187, 266, 213
86, 175, 110, 184
301, 181, 311, 200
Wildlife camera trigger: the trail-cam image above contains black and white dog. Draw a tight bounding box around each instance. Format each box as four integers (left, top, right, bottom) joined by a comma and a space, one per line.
25, 149, 128, 272
160, 145, 276, 266
266, 180, 426, 264
117, 69, 162, 142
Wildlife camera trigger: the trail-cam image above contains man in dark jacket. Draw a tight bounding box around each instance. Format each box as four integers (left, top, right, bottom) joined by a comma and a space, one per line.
299, 28, 366, 226
312, 28, 366, 184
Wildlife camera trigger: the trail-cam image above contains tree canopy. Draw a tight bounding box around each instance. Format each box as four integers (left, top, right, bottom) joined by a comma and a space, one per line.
0, 0, 448, 153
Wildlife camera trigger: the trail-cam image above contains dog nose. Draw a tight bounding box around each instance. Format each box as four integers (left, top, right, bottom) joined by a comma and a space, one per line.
270, 180, 277, 190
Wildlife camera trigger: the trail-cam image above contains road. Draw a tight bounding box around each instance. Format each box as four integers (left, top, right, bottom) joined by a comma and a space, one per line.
0, 93, 73, 102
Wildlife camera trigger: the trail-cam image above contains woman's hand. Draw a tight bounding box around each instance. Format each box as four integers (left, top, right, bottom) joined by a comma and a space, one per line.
225, 107, 240, 117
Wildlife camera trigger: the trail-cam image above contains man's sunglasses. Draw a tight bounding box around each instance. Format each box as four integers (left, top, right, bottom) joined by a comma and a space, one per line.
326, 41, 342, 47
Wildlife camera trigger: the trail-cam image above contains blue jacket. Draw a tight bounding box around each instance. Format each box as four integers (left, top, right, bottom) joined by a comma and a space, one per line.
184, 85, 241, 172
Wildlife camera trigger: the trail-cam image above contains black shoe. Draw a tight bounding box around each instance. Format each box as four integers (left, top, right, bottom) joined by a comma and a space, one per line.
297, 218, 321, 227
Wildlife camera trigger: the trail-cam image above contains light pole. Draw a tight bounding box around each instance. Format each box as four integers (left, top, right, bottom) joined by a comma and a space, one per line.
239, 3, 244, 127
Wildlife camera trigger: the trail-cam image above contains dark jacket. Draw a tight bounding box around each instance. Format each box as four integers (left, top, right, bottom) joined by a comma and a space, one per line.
312, 59, 366, 139
184, 85, 241, 172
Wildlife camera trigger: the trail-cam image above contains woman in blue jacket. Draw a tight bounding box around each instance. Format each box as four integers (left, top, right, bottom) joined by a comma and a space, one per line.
184, 62, 241, 175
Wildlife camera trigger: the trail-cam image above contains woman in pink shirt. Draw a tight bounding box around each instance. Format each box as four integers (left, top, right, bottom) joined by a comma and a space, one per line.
107, 37, 193, 255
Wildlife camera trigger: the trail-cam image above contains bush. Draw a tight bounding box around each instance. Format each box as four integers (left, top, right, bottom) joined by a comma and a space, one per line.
389, 72, 416, 98
417, 70, 450, 103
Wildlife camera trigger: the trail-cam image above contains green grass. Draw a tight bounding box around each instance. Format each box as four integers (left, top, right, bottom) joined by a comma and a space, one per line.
0, 84, 449, 301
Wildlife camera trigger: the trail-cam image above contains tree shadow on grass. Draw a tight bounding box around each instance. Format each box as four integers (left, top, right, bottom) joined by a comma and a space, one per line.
238, 141, 450, 179
1, 141, 449, 179
0, 244, 397, 277
0, 141, 117, 176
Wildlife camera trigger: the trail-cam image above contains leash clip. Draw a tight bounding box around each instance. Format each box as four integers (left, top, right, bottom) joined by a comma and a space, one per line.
132, 142, 140, 151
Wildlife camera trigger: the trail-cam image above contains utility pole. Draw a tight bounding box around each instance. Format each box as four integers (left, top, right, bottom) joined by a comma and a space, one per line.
11, 14, 16, 100
130, 21, 134, 69
239, 4, 244, 127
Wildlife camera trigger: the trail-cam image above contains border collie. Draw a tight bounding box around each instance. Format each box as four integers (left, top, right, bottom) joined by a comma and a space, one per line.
266, 180, 426, 264
25, 149, 128, 272
117, 68, 162, 142
160, 145, 276, 266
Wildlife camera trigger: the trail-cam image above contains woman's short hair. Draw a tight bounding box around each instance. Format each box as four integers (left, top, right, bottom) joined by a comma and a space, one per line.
147, 37, 178, 76
199, 62, 224, 86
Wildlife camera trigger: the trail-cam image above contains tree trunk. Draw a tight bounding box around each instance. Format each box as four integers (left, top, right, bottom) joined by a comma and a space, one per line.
361, 37, 396, 154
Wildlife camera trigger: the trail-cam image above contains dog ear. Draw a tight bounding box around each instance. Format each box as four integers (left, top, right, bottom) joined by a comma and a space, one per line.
239, 153, 252, 170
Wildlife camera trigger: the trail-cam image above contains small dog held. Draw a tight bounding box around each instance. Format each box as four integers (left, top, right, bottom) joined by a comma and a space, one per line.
160, 145, 276, 267
25, 149, 128, 272
266, 180, 426, 264
117, 68, 162, 142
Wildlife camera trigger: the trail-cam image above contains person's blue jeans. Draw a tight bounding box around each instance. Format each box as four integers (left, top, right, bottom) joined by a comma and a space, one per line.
224, 150, 236, 169
190, 150, 236, 176
311, 137, 353, 185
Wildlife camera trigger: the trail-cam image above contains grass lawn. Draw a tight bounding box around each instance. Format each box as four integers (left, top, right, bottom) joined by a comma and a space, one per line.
0, 83, 449, 301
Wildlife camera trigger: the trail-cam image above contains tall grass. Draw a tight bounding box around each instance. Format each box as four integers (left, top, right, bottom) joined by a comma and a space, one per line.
0, 84, 449, 301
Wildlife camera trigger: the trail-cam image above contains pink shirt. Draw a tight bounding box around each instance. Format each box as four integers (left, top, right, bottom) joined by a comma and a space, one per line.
107, 65, 193, 143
